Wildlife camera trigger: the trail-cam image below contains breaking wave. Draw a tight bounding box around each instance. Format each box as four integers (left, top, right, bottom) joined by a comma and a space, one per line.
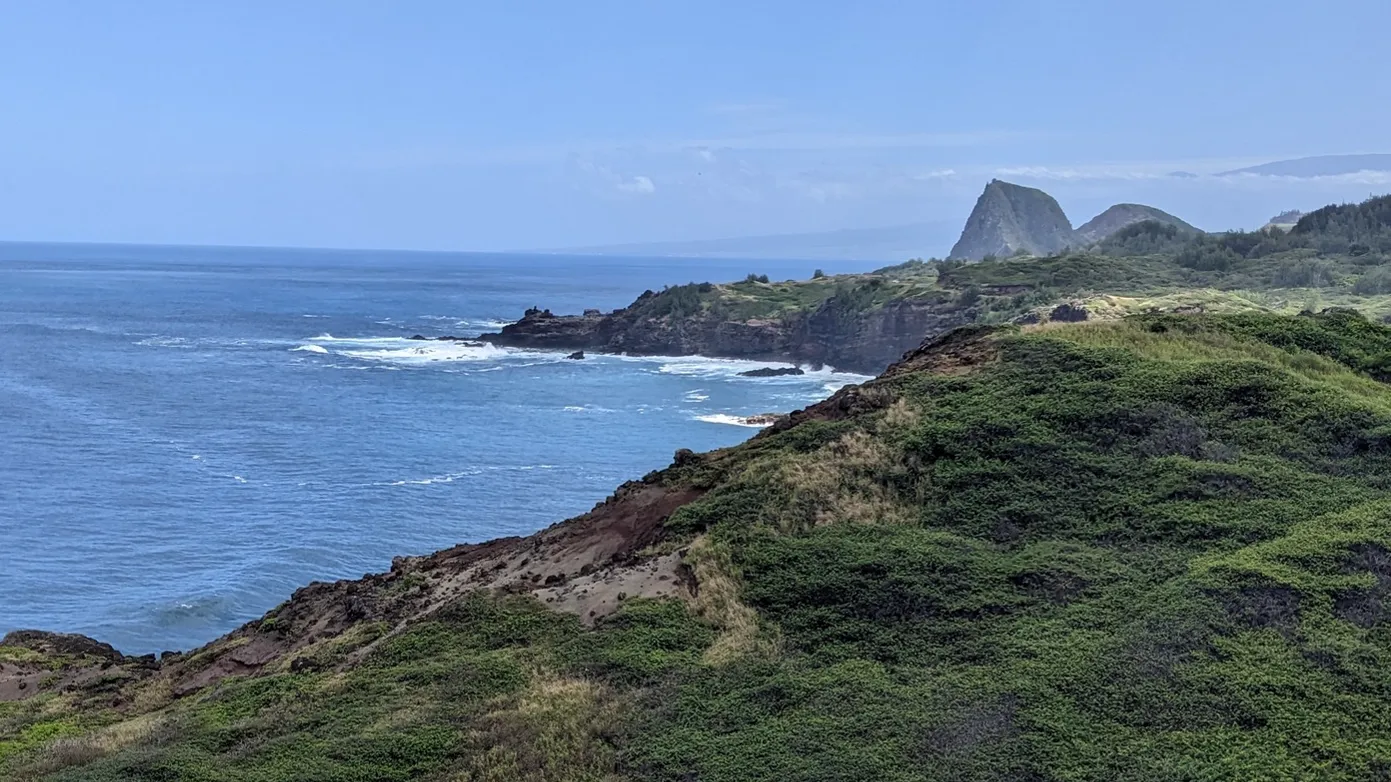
304, 334, 510, 365
696, 413, 775, 428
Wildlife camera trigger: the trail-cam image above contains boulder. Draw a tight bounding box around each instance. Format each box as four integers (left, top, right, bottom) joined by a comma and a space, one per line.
0, 630, 124, 663
1049, 302, 1089, 323
566, 351, 586, 360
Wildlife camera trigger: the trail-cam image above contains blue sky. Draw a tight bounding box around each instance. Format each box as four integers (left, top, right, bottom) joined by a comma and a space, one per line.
2, 0, 1388, 253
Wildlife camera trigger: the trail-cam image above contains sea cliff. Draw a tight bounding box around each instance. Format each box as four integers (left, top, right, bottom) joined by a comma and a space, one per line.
480, 293, 974, 376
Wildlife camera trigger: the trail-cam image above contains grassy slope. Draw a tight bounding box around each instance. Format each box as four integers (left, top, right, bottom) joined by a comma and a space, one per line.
7, 311, 1391, 780
632, 246, 1391, 336
629, 193, 1391, 329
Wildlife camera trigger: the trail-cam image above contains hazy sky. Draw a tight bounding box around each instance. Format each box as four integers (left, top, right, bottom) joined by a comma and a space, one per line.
2, 1, 1388, 252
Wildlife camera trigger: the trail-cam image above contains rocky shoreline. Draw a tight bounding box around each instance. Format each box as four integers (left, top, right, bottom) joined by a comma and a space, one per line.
479, 298, 976, 376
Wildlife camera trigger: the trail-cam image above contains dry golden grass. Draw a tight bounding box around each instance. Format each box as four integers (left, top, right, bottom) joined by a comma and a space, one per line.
879, 397, 921, 431
454, 671, 626, 782
687, 536, 776, 665
11, 712, 168, 779
770, 413, 921, 534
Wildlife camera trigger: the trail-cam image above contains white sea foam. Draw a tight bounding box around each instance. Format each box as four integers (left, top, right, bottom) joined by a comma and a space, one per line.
610, 352, 870, 384
648, 355, 786, 379
291, 344, 330, 354
380, 463, 555, 487
343, 343, 506, 364
696, 413, 774, 428
308, 333, 414, 345
324, 338, 508, 365
684, 390, 710, 402
305, 333, 512, 364
135, 336, 194, 349
386, 470, 478, 486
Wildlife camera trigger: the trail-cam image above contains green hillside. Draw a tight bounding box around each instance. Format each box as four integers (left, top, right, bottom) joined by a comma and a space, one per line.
619, 194, 1391, 330
8, 310, 1391, 780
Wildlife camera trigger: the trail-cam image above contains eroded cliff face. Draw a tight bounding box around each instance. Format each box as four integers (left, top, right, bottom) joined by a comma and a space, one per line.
482, 296, 975, 375
790, 296, 972, 372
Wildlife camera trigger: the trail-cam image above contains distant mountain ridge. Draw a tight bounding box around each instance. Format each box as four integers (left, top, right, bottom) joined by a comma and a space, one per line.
1219, 154, 1391, 178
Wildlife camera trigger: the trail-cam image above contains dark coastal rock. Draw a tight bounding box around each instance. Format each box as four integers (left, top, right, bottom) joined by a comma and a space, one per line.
409, 334, 428, 341
290, 656, 322, 673
566, 351, 585, 360
1, 630, 124, 663
1049, 302, 1089, 323
480, 294, 975, 376
739, 366, 805, 378
741, 413, 781, 426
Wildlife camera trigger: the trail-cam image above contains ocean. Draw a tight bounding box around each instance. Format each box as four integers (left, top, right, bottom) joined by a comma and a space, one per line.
0, 243, 876, 654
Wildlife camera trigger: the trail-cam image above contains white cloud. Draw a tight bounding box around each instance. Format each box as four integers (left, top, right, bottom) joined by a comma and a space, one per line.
992, 165, 1171, 181
617, 175, 656, 194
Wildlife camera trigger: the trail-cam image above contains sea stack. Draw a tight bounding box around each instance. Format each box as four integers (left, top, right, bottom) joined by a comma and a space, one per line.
947, 179, 1077, 261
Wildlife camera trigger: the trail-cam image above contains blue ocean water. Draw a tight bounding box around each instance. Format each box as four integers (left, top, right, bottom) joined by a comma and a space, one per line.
0, 243, 876, 654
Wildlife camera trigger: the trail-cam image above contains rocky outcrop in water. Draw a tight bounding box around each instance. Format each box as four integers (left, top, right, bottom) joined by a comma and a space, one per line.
738, 367, 804, 377
948, 180, 1077, 261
